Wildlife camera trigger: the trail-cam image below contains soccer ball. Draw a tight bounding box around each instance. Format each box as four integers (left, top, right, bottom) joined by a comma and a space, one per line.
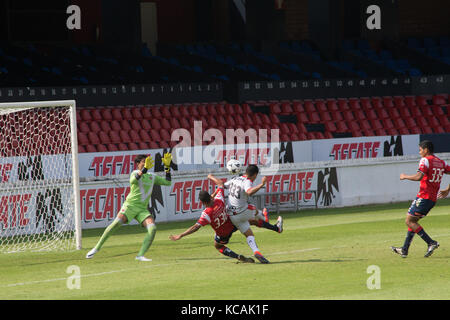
226, 159, 241, 174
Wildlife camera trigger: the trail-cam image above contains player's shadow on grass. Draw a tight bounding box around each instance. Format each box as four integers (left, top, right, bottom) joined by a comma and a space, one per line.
269, 258, 367, 264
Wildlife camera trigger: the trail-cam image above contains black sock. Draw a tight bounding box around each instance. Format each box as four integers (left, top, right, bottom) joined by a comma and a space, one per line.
258, 220, 279, 232
416, 227, 434, 245
402, 229, 415, 252
219, 246, 239, 259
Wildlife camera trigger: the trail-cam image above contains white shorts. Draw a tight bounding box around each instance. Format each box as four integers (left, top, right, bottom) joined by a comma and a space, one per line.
228, 204, 257, 234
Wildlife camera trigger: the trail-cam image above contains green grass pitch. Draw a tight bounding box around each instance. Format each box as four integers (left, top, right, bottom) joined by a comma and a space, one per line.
1, 199, 450, 300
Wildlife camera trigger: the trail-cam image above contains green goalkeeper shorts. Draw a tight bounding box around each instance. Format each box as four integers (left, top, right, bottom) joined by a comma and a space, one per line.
118, 203, 151, 225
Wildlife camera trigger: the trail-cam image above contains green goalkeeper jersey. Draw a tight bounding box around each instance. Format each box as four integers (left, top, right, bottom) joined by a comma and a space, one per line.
123, 170, 172, 210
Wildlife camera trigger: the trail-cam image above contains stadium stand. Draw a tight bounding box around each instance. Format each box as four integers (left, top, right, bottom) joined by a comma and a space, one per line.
69, 93, 450, 153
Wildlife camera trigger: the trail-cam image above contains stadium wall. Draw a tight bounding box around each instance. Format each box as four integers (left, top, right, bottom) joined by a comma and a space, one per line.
77, 153, 450, 230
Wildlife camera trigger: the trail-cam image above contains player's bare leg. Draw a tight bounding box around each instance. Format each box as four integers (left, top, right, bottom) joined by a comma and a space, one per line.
86, 213, 127, 259
136, 216, 156, 262
214, 242, 254, 263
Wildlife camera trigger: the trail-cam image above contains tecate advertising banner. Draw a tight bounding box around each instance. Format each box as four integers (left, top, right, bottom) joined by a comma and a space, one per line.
312, 135, 420, 161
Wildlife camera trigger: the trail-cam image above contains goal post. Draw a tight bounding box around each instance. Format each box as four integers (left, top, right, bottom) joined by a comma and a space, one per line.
0, 100, 81, 252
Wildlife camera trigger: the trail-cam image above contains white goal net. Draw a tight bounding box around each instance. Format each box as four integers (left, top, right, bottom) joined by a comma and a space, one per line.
0, 100, 81, 253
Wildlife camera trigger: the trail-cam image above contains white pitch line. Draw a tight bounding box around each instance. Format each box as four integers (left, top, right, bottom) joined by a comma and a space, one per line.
1, 262, 179, 288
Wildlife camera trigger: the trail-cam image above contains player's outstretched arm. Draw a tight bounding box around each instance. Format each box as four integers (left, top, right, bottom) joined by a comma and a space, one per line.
207, 174, 224, 188
169, 224, 201, 241
400, 172, 423, 181
438, 184, 450, 199
246, 176, 268, 196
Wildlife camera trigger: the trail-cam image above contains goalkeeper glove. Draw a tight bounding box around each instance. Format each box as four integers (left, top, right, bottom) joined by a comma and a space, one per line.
162, 153, 172, 173
142, 155, 154, 174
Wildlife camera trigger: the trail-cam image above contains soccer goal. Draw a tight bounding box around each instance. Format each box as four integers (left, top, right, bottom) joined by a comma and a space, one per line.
0, 100, 81, 253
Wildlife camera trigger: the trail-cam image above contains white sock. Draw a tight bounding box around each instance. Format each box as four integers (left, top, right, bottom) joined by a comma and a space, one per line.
246, 236, 260, 253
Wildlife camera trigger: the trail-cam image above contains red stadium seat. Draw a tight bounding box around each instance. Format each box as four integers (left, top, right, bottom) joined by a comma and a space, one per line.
78, 121, 90, 133
89, 121, 101, 133
131, 107, 143, 120
270, 103, 281, 114
417, 117, 429, 127
150, 129, 161, 142
386, 128, 399, 136
382, 119, 394, 129
111, 108, 122, 120
99, 121, 112, 132
342, 111, 355, 122
110, 120, 121, 132
304, 100, 316, 113
431, 106, 444, 116
129, 130, 141, 142
139, 130, 151, 142
319, 111, 332, 122
393, 96, 406, 108
336, 121, 349, 132
416, 96, 428, 106
349, 98, 361, 110
168, 106, 181, 118
324, 122, 337, 132
99, 131, 111, 144
360, 97, 372, 109
107, 144, 119, 152
374, 108, 387, 119
170, 118, 181, 129
121, 107, 133, 120
281, 103, 293, 114
354, 110, 366, 120
292, 101, 305, 113
399, 128, 410, 135
160, 105, 171, 118
394, 118, 406, 128
371, 97, 383, 108
410, 106, 422, 117
109, 131, 121, 144
382, 96, 394, 108
141, 107, 153, 119
399, 107, 411, 118
120, 120, 132, 131
330, 111, 343, 121
426, 116, 440, 127
241, 104, 252, 114
127, 142, 139, 151
326, 99, 339, 111
78, 132, 89, 145
309, 112, 320, 123
77, 145, 86, 153
388, 109, 400, 119
118, 143, 128, 151
375, 129, 387, 136
119, 130, 131, 143
315, 100, 327, 112
404, 96, 416, 107
150, 107, 162, 119
296, 112, 309, 122
85, 145, 97, 153
337, 99, 350, 110
129, 119, 142, 131
80, 109, 92, 121
87, 131, 101, 145
432, 95, 447, 105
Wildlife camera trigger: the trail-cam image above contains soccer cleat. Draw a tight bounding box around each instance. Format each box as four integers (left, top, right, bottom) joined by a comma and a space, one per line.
263, 208, 269, 223
391, 246, 408, 258
86, 248, 98, 259
237, 254, 255, 263
254, 251, 270, 264
135, 256, 152, 262
276, 216, 283, 233
424, 241, 439, 258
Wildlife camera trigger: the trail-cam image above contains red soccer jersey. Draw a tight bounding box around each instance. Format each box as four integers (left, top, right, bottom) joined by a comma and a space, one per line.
196, 188, 236, 237
417, 155, 450, 202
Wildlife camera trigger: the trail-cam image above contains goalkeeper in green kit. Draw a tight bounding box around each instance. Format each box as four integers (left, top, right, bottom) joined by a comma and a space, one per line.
86, 153, 172, 261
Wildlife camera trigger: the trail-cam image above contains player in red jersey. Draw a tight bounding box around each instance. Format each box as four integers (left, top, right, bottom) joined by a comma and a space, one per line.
169, 185, 255, 263
392, 140, 450, 258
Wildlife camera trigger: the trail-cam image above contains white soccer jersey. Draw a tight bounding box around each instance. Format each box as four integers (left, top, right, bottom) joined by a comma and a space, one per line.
224, 175, 253, 213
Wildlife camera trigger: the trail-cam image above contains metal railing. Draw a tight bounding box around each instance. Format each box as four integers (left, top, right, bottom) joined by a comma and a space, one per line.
254, 190, 317, 214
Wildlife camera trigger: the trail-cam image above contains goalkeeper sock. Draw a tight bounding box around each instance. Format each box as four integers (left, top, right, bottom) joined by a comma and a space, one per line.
218, 246, 239, 259
137, 223, 157, 257
256, 220, 279, 232
94, 218, 123, 251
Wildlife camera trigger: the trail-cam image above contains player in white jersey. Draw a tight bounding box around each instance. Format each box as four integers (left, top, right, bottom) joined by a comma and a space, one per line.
208, 165, 283, 264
